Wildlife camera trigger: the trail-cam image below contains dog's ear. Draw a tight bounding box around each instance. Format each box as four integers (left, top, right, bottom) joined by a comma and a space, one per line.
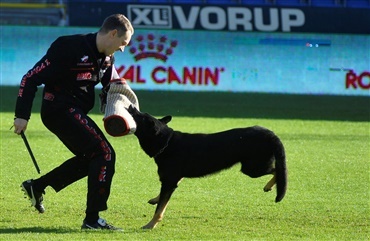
159, 115, 172, 124
127, 104, 137, 114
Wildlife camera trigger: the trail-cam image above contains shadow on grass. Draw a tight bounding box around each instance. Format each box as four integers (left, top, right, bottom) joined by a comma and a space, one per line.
1, 86, 369, 122
0, 227, 77, 233
0, 226, 155, 234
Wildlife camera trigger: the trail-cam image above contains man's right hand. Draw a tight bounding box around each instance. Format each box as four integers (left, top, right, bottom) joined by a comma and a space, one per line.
14, 118, 28, 134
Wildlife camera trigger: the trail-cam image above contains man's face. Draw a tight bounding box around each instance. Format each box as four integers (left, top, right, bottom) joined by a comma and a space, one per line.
106, 29, 132, 56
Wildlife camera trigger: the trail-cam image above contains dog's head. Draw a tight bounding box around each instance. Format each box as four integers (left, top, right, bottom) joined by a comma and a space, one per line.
127, 105, 173, 158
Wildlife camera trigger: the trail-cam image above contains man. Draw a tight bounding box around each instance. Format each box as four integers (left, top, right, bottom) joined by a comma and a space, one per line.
13, 14, 135, 230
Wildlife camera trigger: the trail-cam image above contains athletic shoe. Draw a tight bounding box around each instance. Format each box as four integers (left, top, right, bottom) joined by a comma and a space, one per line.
81, 218, 123, 231
21, 179, 45, 213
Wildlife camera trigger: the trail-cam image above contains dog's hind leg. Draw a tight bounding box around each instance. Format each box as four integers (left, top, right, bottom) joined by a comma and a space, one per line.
263, 172, 276, 192
142, 182, 178, 229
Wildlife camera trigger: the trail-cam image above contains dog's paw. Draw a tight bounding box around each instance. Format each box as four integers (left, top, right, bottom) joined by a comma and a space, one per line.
263, 187, 272, 192
148, 199, 158, 205
148, 195, 160, 205
142, 224, 155, 229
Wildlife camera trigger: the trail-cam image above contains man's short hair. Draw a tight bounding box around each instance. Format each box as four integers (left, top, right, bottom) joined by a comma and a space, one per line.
99, 14, 134, 36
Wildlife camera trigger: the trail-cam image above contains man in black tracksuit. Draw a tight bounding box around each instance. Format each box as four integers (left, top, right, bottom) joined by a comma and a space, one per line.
13, 14, 135, 230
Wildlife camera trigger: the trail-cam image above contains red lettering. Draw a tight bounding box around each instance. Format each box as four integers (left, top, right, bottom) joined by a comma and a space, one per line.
183, 67, 196, 84
116, 65, 124, 74
119, 65, 146, 83
121, 66, 134, 82
74, 113, 81, 120
152, 66, 166, 83
182, 67, 221, 85
116, 65, 224, 86
76, 72, 92, 81
18, 60, 50, 95
81, 118, 87, 125
99, 166, 107, 182
104, 154, 112, 161
204, 67, 219, 85
168, 67, 181, 84
73, 112, 112, 162
346, 70, 370, 90
18, 88, 24, 97
358, 72, 370, 89
136, 66, 145, 83
346, 70, 357, 89
20, 77, 26, 87
100, 140, 112, 161
198, 67, 203, 85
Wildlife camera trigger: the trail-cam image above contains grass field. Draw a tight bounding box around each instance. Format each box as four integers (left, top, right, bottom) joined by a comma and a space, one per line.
0, 86, 369, 240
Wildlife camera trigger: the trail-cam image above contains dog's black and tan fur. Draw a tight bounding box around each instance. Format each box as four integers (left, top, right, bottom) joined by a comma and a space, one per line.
127, 105, 287, 229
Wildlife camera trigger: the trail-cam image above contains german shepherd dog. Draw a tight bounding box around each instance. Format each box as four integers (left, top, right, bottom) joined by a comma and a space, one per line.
127, 105, 287, 229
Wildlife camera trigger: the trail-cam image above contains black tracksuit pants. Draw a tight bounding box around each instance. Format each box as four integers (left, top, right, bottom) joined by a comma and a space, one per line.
38, 97, 116, 214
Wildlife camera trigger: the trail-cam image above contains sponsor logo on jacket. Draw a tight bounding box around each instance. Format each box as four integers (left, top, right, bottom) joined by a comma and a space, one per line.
76, 72, 92, 80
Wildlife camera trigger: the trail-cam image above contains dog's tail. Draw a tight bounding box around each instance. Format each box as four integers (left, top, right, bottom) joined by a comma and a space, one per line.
273, 136, 287, 202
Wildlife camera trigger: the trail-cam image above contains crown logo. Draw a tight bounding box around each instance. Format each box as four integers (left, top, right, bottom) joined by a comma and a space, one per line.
129, 34, 178, 62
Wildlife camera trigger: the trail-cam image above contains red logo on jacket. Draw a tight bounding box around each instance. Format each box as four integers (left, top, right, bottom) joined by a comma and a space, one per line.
76, 72, 92, 81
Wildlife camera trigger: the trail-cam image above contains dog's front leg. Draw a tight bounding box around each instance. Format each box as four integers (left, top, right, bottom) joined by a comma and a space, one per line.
148, 195, 160, 205
148, 178, 183, 205
142, 184, 177, 229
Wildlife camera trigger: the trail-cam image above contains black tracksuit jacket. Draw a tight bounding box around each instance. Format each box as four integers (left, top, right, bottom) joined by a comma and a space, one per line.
15, 33, 112, 120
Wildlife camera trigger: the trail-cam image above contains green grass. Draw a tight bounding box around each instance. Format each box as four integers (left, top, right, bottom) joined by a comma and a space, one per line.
0, 86, 369, 240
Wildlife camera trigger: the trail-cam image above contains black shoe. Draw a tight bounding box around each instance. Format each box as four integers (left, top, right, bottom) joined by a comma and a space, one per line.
21, 179, 45, 213
81, 218, 123, 231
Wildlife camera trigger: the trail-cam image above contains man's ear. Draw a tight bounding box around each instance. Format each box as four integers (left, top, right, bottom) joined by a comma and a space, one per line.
110, 29, 118, 38
159, 116, 172, 124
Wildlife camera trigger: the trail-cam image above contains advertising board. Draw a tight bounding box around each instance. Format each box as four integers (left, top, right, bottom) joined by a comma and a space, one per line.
1, 26, 368, 96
